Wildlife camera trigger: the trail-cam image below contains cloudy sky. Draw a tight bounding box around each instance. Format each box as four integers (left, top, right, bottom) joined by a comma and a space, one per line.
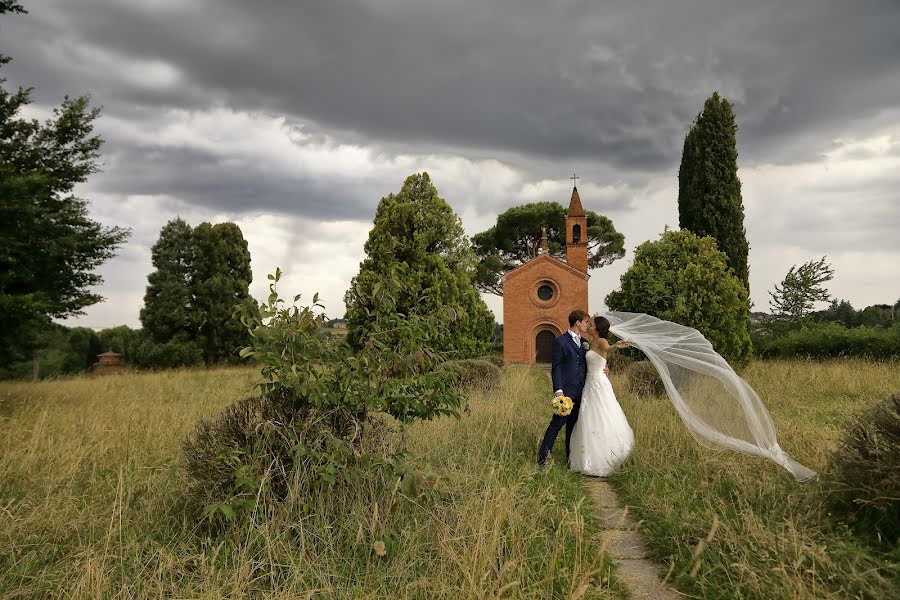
3, 0, 898, 328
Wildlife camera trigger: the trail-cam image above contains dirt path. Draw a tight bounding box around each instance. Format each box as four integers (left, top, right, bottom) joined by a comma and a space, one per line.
583, 477, 681, 599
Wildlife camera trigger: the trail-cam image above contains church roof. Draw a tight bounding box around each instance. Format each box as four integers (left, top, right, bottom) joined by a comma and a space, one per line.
567, 186, 585, 217
502, 253, 590, 282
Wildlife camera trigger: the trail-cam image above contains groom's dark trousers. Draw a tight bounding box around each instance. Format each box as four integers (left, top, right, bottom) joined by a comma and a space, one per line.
537, 332, 587, 465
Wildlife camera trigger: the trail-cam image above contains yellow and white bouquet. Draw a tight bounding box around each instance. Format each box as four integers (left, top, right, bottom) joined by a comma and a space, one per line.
550, 395, 574, 417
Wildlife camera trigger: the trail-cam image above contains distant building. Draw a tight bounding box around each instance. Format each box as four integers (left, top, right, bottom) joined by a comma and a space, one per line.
502, 187, 590, 364
92, 351, 124, 374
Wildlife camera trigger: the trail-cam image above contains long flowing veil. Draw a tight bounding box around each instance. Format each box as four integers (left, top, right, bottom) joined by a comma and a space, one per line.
605, 311, 817, 481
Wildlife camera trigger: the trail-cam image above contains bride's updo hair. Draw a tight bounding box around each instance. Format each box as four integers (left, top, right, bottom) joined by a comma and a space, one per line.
594, 316, 611, 340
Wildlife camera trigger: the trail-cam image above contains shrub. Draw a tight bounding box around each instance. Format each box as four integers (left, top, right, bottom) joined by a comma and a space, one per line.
439, 358, 501, 389
605, 229, 752, 365
605, 347, 636, 372
184, 267, 465, 526
478, 354, 505, 368
132, 335, 204, 369
827, 393, 900, 542
752, 322, 900, 359
183, 394, 399, 519
625, 361, 666, 397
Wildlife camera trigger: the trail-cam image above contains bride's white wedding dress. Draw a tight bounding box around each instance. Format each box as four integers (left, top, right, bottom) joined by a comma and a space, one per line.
569, 350, 633, 477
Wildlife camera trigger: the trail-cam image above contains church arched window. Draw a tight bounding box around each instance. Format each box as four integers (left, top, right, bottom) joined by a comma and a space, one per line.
572, 224, 582, 244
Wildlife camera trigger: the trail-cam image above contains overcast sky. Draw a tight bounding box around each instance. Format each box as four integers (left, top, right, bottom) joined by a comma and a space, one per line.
3, 0, 898, 328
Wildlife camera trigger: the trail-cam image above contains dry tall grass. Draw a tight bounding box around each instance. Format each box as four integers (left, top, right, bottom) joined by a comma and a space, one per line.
609, 358, 900, 599
1, 366, 622, 599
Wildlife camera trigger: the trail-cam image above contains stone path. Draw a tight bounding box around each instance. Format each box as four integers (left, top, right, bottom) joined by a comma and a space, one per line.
582, 477, 681, 599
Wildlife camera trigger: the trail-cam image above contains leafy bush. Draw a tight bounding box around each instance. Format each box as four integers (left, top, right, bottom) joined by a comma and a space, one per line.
184, 267, 465, 526
827, 393, 900, 542
439, 358, 501, 389
478, 354, 505, 368
132, 335, 204, 369
183, 393, 400, 520
752, 322, 900, 359
625, 361, 666, 397
605, 229, 752, 365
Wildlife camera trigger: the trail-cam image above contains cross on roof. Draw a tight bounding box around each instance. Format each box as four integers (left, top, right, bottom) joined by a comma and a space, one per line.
570, 173, 579, 187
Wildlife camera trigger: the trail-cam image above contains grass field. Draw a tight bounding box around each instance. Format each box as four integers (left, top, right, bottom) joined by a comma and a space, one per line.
2, 359, 897, 599
608, 358, 900, 599
0, 366, 622, 599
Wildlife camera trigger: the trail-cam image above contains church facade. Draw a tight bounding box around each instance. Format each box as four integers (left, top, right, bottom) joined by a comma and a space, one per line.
502, 187, 590, 364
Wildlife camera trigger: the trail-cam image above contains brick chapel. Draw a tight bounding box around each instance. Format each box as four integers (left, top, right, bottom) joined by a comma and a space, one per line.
503, 186, 589, 364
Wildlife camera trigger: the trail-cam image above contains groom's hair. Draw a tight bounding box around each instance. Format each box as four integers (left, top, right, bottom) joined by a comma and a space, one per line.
568, 309, 588, 327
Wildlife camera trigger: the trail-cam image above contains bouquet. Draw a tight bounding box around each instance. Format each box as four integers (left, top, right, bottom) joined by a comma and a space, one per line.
550, 395, 574, 417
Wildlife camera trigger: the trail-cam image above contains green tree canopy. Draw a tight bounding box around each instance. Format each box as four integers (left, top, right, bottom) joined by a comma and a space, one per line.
344, 173, 494, 356
678, 92, 750, 292
606, 229, 752, 365
0, 2, 129, 368
768, 256, 834, 322
140, 217, 194, 343
472, 201, 624, 295
191, 221, 253, 364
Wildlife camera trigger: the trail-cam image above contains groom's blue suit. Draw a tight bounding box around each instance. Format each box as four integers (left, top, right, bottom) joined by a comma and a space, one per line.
537, 332, 587, 465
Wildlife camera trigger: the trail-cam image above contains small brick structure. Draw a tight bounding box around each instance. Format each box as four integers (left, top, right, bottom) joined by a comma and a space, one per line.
92, 351, 124, 374
502, 187, 590, 364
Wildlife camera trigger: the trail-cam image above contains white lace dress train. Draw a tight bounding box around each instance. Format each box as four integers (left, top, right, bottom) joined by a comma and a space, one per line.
569, 351, 634, 477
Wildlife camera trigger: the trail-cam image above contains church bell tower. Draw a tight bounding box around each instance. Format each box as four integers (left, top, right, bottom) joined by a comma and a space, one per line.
566, 185, 588, 273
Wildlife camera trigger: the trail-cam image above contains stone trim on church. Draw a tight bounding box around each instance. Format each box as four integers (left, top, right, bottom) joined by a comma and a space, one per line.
502, 187, 591, 364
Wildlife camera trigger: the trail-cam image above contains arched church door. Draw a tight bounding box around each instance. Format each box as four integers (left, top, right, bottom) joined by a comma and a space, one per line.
535, 330, 556, 364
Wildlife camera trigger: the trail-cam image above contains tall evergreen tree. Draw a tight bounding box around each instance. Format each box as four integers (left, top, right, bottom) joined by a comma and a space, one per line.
344, 173, 494, 356
140, 218, 194, 343
678, 92, 750, 292
0, 2, 129, 370
191, 222, 253, 364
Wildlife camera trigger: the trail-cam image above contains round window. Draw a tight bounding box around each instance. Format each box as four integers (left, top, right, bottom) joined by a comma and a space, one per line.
537, 284, 554, 301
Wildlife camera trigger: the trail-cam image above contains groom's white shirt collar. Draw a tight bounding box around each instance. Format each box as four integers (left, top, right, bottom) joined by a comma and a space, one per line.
568, 330, 581, 345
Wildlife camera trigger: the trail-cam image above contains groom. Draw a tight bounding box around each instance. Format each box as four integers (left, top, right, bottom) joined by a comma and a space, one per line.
537, 309, 591, 466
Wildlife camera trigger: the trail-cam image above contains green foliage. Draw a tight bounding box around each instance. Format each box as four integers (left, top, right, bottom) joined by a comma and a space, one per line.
138, 218, 253, 367
185, 266, 465, 526
752, 322, 900, 359
472, 201, 625, 295
827, 393, 900, 544
768, 256, 834, 321
96, 325, 141, 362
0, 323, 107, 379
191, 222, 253, 364
606, 229, 752, 365
132, 335, 204, 369
0, 9, 130, 370
478, 354, 505, 368
344, 173, 494, 356
678, 92, 749, 292
140, 218, 194, 344
438, 358, 501, 389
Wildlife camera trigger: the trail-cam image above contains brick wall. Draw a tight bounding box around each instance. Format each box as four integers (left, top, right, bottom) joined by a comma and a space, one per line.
502, 255, 589, 364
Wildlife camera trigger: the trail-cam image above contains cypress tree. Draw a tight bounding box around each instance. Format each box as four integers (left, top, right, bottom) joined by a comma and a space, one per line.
344, 172, 494, 356
191, 222, 253, 364
678, 92, 750, 292
140, 218, 194, 343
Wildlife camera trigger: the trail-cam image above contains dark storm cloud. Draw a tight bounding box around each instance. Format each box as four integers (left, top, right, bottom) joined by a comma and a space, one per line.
4, 0, 900, 174
90, 142, 384, 221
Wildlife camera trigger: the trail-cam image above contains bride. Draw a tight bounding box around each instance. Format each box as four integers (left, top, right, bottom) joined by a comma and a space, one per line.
569, 315, 633, 477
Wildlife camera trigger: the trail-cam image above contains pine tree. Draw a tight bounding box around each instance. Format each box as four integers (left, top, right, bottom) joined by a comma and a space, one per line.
191, 222, 253, 364
344, 173, 494, 356
678, 92, 750, 292
140, 218, 194, 343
